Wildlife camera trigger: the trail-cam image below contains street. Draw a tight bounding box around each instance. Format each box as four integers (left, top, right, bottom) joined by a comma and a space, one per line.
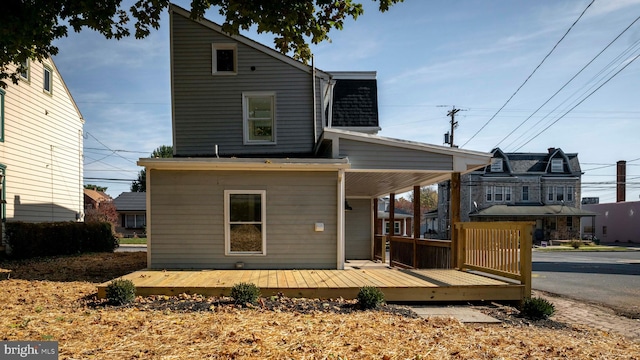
532, 249, 640, 317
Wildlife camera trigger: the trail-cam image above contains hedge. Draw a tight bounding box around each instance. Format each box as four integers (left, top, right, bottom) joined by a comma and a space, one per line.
4, 221, 118, 259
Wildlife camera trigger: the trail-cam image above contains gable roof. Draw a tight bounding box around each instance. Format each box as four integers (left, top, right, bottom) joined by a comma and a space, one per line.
83, 188, 111, 203
484, 147, 581, 175
113, 192, 147, 211
169, 4, 330, 79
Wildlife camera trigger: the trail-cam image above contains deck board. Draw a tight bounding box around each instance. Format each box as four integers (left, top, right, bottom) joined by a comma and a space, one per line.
98, 269, 524, 302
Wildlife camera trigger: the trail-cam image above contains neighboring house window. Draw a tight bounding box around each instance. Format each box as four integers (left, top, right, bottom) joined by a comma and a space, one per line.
243, 92, 276, 144
494, 186, 503, 202
551, 158, 563, 172
556, 186, 564, 202
0, 89, 4, 142
547, 187, 554, 202
567, 186, 573, 202
566, 216, 573, 230
212, 43, 237, 74
522, 186, 529, 201
224, 190, 266, 255
490, 158, 503, 172
43, 65, 53, 94
384, 221, 401, 235
19, 59, 29, 81
505, 187, 512, 202
549, 217, 557, 230
485, 187, 492, 202
602, 226, 607, 235
125, 214, 146, 229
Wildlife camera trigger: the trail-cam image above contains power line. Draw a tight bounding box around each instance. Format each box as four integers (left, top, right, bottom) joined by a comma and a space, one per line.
495, 14, 640, 149
85, 132, 138, 164
461, 0, 595, 148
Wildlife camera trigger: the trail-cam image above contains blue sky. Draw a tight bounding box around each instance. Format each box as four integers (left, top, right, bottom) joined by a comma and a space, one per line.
52, 0, 640, 203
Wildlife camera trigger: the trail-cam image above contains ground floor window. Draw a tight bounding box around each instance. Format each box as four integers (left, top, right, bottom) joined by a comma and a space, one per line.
384, 220, 401, 235
124, 214, 146, 229
225, 190, 266, 255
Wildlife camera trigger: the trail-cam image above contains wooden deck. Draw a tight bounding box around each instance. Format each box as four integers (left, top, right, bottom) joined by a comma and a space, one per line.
97, 268, 524, 302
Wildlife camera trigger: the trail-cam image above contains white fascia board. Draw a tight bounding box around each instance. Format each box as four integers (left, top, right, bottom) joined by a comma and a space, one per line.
137, 158, 350, 171
328, 71, 377, 80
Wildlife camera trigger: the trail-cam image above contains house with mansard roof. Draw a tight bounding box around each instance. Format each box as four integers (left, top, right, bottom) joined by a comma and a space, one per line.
136, 4, 492, 270
436, 147, 595, 243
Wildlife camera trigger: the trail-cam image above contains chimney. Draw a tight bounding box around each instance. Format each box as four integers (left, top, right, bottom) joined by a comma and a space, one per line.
547, 147, 556, 154
617, 160, 626, 203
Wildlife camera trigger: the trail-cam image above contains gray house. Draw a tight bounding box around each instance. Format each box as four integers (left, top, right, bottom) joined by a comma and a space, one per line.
137, 4, 492, 270
113, 192, 147, 237
436, 147, 595, 242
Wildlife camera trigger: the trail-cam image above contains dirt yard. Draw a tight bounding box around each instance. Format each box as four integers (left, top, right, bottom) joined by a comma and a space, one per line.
1, 252, 639, 359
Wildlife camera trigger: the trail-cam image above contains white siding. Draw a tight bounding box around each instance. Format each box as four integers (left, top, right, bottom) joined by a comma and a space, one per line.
339, 139, 453, 170
344, 198, 372, 259
0, 61, 83, 222
148, 170, 339, 269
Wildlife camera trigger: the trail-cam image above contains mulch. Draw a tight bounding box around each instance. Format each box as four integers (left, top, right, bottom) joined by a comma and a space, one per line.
1, 252, 639, 359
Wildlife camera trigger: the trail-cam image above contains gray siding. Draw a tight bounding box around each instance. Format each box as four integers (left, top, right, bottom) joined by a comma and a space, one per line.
148, 169, 338, 269
344, 198, 372, 259
339, 139, 452, 170
172, 12, 316, 156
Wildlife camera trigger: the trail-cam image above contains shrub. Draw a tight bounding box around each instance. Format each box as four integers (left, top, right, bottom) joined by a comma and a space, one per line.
521, 297, 556, 320
568, 240, 582, 249
106, 279, 136, 305
357, 286, 385, 309
230, 282, 260, 305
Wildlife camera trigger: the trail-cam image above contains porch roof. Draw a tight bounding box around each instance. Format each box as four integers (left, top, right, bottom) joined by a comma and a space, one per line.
470, 204, 597, 218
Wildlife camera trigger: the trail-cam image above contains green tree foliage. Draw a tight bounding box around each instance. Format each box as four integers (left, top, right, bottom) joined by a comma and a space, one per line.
131, 145, 173, 192
84, 184, 108, 192
1, 0, 403, 88
409, 185, 438, 213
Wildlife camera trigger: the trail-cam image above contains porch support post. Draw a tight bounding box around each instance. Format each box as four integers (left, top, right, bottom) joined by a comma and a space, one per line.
374, 198, 382, 262
389, 193, 395, 267
413, 186, 421, 268
336, 169, 345, 270
450, 172, 461, 268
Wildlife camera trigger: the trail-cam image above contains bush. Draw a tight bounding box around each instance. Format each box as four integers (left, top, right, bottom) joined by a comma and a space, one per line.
357, 286, 385, 309
568, 240, 582, 249
106, 279, 136, 305
4, 221, 118, 259
230, 282, 260, 305
521, 297, 556, 320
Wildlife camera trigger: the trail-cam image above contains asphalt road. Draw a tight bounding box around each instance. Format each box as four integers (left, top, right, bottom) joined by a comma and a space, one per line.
532, 249, 640, 317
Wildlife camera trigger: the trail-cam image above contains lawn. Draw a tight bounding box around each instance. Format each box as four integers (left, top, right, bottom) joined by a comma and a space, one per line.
1, 253, 638, 359
118, 237, 147, 245
535, 245, 633, 252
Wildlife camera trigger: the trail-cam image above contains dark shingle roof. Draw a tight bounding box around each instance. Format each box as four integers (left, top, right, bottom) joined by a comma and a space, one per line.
331, 79, 379, 128
113, 192, 146, 211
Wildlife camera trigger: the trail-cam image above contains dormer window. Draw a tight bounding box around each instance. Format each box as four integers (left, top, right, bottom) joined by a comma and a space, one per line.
551, 158, 563, 172
212, 43, 237, 75
490, 158, 503, 172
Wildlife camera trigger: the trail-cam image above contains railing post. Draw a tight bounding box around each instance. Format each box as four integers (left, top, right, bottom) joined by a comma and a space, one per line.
520, 222, 534, 301
450, 172, 461, 267
413, 186, 420, 268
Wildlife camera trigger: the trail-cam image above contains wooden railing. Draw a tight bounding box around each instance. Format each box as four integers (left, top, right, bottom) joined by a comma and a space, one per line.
386, 236, 451, 269
374, 235, 385, 261
454, 221, 534, 298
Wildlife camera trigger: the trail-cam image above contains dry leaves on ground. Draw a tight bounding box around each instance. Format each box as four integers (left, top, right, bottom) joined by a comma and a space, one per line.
1, 252, 639, 359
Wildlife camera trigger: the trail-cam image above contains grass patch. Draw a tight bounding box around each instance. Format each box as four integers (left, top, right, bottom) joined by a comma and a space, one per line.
118, 237, 147, 245
536, 245, 631, 252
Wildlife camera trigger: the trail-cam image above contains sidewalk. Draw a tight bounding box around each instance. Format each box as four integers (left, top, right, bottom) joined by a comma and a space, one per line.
534, 290, 640, 342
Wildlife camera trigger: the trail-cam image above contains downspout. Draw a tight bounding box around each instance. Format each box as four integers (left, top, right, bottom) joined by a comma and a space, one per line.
312, 55, 317, 146
337, 169, 345, 269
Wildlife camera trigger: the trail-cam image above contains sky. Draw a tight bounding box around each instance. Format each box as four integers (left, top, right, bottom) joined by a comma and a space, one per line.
51, 0, 640, 203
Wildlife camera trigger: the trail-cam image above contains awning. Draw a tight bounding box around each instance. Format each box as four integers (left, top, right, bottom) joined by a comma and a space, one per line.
470, 204, 597, 218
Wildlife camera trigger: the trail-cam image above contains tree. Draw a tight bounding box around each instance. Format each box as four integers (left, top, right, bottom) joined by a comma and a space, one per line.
85, 199, 118, 227
84, 184, 108, 192
1, 0, 403, 88
131, 145, 173, 192
408, 185, 438, 214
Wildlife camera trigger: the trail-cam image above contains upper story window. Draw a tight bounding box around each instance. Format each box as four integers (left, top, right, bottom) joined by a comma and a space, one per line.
224, 190, 266, 256
547, 187, 554, 202
522, 186, 529, 201
43, 65, 53, 94
19, 59, 29, 81
485, 186, 492, 202
556, 186, 564, 202
551, 158, 563, 172
505, 187, 512, 202
212, 43, 237, 75
490, 158, 503, 172
494, 186, 504, 201
243, 92, 276, 144
567, 186, 574, 202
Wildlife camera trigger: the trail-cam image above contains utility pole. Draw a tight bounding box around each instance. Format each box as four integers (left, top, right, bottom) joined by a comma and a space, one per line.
447, 106, 460, 148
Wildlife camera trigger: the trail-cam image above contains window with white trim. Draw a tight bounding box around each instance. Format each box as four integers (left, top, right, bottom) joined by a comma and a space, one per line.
522, 186, 529, 201
212, 43, 237, 74
19, 59, 29, 81
567, 186, 573, 202
490, 158, 503, 172
43, 65, 52, 94
385, 221, 401, 235
225, 190, 266, 255
485, 186, 492, 202
556, 186, 564, 202
125, 214, 146, 229
548, 187, 554, 202
551, 158, 563, 172
494, 186, 504, 202
505, 186, 512, 202
243, 92, 276, 144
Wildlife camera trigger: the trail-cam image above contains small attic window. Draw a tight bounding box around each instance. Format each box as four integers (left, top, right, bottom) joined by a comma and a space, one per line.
212, 43, 237, 75
551, 158, 563, 172
490, 158, 503, 172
